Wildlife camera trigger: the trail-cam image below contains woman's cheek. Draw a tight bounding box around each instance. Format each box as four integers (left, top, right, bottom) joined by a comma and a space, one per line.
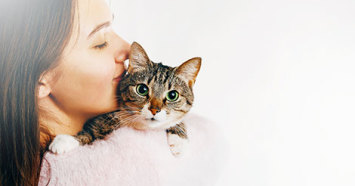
82, 63, 115, 103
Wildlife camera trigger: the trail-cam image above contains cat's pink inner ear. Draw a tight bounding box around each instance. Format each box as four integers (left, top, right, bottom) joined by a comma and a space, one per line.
128, 42, 151, 73
175, 57, 202, 87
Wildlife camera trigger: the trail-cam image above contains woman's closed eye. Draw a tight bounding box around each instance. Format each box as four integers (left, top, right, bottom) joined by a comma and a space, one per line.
94, 41, 108, 49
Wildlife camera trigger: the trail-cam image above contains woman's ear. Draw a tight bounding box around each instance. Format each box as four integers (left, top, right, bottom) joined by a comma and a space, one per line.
37, 72, 52, 99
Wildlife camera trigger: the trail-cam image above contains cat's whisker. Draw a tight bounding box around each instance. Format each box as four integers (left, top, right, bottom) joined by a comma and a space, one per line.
125, 113, 143, 123
119, 115, 143, 128
113, 111, 140, 119
116, 112, 140, 120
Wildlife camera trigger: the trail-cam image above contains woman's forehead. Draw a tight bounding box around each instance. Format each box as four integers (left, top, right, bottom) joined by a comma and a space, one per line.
62, 0, 113, 55
75, 0, 113, 39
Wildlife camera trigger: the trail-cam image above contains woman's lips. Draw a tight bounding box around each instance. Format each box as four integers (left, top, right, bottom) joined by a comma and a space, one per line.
112, 70, 126, 82
113, 77, 121, 82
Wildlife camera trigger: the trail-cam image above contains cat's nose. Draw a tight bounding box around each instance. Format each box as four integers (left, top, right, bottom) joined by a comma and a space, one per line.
149, 98, 162, 115
150, 108, 161, 115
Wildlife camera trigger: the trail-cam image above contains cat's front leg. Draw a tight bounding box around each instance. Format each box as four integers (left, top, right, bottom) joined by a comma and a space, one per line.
49, 134, 80, 154
166, 123, 188, 157
48, 130, 95, 154
49, 112, 120, 154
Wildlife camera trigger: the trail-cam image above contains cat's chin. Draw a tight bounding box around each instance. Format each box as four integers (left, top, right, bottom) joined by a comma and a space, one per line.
131, 118, 181, 130
138, 120, 166, 130
148, 118, 183, 129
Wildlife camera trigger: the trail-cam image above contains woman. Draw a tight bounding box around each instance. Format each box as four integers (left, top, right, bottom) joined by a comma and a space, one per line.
1, 0, 129, 184
0, 0, 224, 185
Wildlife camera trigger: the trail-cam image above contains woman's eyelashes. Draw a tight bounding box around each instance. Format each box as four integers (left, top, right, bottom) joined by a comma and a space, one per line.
94, 41, 108, 50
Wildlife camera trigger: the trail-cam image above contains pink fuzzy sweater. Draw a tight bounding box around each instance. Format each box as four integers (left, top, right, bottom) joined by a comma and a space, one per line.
39, 114, 226, 186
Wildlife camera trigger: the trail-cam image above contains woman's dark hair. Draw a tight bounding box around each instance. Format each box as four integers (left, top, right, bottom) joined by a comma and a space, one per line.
0, 0, 76, 185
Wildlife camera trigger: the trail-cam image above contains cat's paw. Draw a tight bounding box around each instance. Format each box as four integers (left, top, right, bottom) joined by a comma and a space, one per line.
49, 134, 80, 154
167, 134, 188, 157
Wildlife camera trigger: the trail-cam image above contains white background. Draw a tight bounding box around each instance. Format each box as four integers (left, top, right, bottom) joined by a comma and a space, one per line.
110, 0, 355, 185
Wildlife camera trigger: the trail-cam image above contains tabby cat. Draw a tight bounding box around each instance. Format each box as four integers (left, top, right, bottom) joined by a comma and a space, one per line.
49, 42, 201, 157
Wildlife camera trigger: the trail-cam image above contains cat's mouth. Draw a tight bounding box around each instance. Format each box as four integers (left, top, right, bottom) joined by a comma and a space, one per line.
145, 117, 158, 122
140, 117, 166, 128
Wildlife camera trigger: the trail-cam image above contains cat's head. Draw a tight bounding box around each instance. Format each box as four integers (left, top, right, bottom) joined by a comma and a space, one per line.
117, 42, 201, 129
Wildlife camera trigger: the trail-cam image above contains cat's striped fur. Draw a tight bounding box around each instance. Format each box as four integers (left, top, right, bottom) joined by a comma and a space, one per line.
49, 42, 201, 156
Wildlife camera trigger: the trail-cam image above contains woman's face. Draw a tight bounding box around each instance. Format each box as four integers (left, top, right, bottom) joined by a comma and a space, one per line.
50, 0, 130, 118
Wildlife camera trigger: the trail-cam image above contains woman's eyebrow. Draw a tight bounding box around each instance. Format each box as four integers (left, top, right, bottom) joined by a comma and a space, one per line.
87, 14, 114, 39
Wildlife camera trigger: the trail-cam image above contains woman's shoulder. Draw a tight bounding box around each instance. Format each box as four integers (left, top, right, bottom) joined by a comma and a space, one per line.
39, 113, 226, 186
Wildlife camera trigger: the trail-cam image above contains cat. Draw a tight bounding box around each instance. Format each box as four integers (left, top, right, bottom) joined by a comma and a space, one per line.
49, 42, 201, 157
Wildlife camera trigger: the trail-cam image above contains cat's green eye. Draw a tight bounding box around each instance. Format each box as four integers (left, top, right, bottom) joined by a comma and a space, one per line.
136, 84, 149, 96
166, 90, 179, 102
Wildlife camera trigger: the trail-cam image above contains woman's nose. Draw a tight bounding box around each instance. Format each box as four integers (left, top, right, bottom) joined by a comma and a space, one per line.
114, 35, 130, 64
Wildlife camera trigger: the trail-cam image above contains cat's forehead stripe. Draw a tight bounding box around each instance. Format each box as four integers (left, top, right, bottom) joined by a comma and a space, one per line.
163, 70, 170, 84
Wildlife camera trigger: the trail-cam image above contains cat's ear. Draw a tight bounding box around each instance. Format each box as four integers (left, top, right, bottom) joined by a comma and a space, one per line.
128, 42, 151, 73
175, 57, 201, 88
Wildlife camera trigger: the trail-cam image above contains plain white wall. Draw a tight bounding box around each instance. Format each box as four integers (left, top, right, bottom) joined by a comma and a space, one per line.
110, 0, 355, 185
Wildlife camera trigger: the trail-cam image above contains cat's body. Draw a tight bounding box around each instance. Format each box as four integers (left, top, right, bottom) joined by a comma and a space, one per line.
49, 42, 201, 157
